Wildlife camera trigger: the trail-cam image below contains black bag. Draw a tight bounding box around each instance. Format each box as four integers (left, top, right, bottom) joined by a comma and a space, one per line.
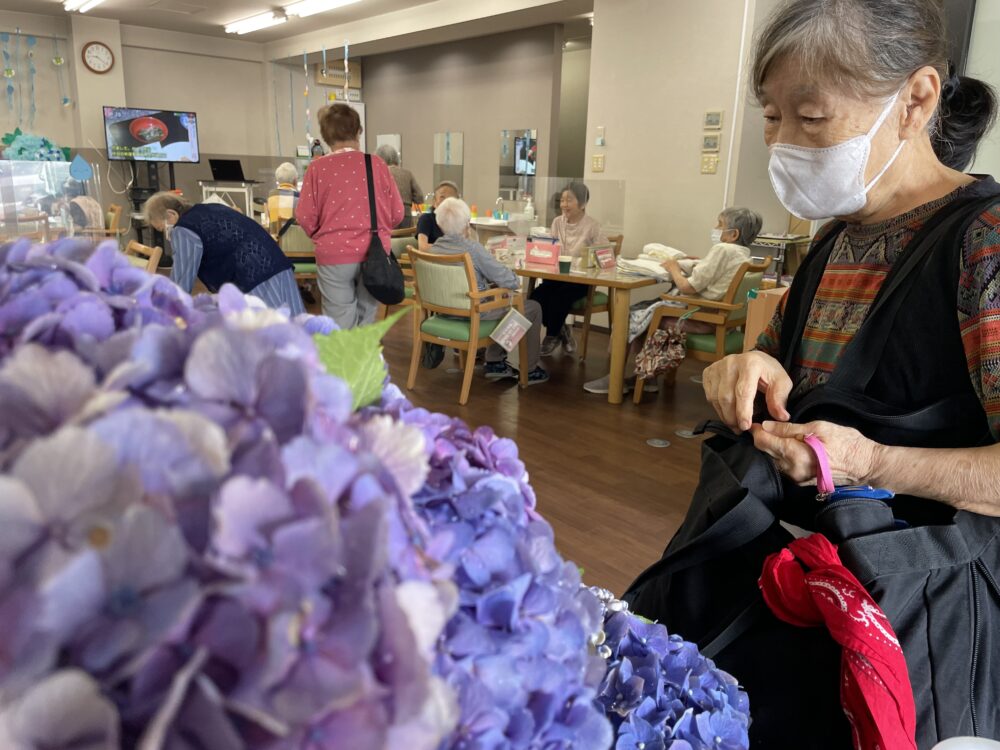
359, 153, 404, 305
624, 190, 1000, 748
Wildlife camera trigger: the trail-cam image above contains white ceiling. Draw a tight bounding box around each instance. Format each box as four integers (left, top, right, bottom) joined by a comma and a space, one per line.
0, 0, 440, 42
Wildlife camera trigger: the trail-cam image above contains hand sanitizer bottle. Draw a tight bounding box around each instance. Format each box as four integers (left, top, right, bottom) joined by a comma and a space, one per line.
524, 195, 535, 221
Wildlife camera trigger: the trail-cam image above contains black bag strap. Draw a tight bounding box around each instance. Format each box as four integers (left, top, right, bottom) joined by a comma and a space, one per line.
277, 217, 296, 239
700, 600, 766, 659
364, 153, 378, 235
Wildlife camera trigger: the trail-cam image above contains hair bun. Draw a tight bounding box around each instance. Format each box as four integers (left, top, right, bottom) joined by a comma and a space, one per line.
933, 75, 999, 171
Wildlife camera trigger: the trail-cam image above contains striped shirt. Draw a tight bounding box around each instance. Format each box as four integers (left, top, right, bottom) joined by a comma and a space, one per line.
757, 182, 1000, 438
170, 226, 305, 315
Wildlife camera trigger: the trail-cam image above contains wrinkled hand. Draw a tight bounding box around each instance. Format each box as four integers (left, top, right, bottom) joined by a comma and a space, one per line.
751, 420, 881, 486
702, 351, 792, 432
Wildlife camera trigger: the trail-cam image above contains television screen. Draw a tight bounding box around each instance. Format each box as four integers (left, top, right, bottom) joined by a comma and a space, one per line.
515, 137, 536, 176
103, 106, 200, 163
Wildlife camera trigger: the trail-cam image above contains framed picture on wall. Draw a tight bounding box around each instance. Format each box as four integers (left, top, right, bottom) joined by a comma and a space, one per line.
701, 133, 721, 152
703, 110, 723, 130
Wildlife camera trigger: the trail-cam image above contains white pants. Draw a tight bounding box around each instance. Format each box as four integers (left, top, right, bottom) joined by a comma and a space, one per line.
316, 262, 379, 330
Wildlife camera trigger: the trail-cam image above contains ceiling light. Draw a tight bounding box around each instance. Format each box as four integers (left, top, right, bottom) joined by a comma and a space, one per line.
284, 0, 362, 18
224, 11, 287, 35
64, 0, 107, 11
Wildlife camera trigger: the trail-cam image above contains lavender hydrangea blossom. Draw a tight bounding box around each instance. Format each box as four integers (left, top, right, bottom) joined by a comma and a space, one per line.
0, 239, 750, 749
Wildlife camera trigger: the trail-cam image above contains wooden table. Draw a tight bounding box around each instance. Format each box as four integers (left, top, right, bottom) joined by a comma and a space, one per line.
517, 264, 658, 404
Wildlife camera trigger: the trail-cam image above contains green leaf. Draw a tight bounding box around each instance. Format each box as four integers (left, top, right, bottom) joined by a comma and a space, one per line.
312, 308, 410, 411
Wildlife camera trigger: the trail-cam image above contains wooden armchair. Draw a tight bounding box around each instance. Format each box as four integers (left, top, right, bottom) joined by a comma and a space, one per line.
571, 233, 624, 360
76, 203, 126, 243
123, 240, 163, 273
633, 256, 772, 402
376, 244, 419, 321
407, 247, 528, 405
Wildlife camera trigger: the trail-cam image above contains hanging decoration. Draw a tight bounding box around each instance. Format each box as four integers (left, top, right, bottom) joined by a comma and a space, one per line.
343, 40, 349, 101
302, 50, 311, 144
321, 46, 327, 77
13, 29, 22, 127
26, 35, 35, 128
1, 33, 13, 113
52, 37, 70, 108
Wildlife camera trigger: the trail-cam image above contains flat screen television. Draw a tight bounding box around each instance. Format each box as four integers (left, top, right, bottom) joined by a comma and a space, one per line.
103, 106, 200, 163
515, 136, 536, 176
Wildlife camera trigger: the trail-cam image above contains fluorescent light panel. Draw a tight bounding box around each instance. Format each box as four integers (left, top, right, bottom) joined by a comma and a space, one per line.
64, 0, 107, 11
224, 11, 287, 35
284, 0, 362, 18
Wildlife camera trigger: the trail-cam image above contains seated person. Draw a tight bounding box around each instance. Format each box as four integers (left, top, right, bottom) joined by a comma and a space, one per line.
143, 192, 305, 315
416, 181, 460, 250
532, 182, 607, 356
584, 206, 763, 394
60, 179, 104, 235
267, 162, 300, 234
430, 197, 549, 386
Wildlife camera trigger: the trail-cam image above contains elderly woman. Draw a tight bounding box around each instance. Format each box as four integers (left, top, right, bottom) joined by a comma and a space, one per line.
376, 144, 422, 229
679, 0, 1000, 744
266, 161, 300, 234
583, 207, 763, 395
432, 197, 548, 385
532, 182, 607, 356
144, 192, 304, 314
296, 104, 403, 329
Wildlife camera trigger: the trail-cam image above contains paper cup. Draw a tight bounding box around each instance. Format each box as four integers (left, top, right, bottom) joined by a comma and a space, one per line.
558, 256, 572, 274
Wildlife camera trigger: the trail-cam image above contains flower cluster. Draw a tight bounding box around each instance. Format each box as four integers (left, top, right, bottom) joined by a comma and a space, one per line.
592, 592, 750, 750
0, 238, 750, 749
2, 128, 69, 161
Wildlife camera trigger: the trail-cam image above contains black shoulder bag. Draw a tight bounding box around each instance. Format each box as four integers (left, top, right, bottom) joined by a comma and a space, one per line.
360, 153, 405, 305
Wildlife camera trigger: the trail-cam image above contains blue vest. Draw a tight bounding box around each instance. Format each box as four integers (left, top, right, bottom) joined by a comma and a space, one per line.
175, 203, 292, 293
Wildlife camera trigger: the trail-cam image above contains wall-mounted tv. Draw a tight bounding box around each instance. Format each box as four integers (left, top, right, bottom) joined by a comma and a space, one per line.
103, 106, 200, 163
515, 136, 536, 176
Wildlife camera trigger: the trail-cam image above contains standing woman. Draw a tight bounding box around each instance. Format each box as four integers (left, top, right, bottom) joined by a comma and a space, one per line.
685, 0, 1000, 744
296, 104, 404, 329
376, 144, 422, 229
531, 182, 607, 356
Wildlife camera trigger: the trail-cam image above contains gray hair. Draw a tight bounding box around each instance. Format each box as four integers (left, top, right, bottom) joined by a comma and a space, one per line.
719, 207, 763, 247
435, 180, 460, 197
375, 144, 400, 166
143, 192, 192, 225
751, 0, 998, 171
435, 197, 471, 236
274, 162, 298, 184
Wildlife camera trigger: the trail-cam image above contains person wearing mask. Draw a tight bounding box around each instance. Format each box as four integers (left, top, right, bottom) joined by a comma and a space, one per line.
583, 207, 763, 394
376, 144, 422, 229
645, 0, 1000, 744
416, 181, 460, 250
267, 161, 300, 235
431, 197, 549, 385
296, 104, 404, 329
531, 182, 607, 356
143, 192, 304, 314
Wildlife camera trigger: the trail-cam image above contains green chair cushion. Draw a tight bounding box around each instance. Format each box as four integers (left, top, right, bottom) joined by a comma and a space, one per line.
405, 286, 415, 299
421, 315, 500, 342
686, 330, 744, 355
571, 292, 609, 311
294, 262, 318, 274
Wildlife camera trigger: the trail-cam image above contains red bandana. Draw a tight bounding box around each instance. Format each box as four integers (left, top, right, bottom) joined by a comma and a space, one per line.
759, 533, 917, 750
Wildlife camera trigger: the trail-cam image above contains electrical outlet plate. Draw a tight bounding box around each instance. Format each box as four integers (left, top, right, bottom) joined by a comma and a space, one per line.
700, 154, 719, 174
592, 154, 606, 173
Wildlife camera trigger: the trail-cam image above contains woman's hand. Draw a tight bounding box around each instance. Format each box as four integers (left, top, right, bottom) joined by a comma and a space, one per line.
751, 420, 881, 486
702, 351, 793, 432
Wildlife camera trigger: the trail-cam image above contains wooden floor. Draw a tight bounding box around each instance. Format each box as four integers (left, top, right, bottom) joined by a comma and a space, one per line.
381, 320, 716, 596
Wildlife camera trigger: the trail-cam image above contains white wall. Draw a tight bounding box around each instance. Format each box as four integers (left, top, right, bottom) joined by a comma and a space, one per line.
557, 45, 591, 179
968, 0, 1000, 176
585, 0, 751, 258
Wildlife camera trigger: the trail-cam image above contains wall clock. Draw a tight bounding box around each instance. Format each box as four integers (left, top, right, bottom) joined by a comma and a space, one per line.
81, 41, 114, 74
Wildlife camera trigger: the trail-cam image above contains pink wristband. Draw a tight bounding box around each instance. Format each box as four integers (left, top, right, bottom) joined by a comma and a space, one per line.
802, 433, 835, 496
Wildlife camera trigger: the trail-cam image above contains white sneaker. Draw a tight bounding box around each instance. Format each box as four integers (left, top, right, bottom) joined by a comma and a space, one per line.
584, 374, 632, 395
540, 336, 561, 357
560, 324, 577, 354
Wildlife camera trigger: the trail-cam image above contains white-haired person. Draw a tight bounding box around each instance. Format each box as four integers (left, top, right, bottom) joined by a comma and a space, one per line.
417, 180, 461, 250
267, 162, 300, 235
429, 197, 549, 385
584, 206, 763, 394
376, 144, 422, 229
144, 192, 305, 315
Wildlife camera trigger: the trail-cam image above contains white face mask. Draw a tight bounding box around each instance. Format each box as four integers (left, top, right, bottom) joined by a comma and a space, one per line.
767, 91, 906, 220
710, 229, 725, 245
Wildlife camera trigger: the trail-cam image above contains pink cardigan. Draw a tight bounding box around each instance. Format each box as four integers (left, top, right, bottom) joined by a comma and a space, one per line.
295, 151, 404, 266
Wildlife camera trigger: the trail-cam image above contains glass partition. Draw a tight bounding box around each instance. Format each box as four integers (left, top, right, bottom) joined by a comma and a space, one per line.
0, 160, 74, 242
498, 128, 536, 205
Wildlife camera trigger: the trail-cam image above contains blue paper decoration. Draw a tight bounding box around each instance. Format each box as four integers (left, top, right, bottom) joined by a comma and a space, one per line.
70, 154, 94, 181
